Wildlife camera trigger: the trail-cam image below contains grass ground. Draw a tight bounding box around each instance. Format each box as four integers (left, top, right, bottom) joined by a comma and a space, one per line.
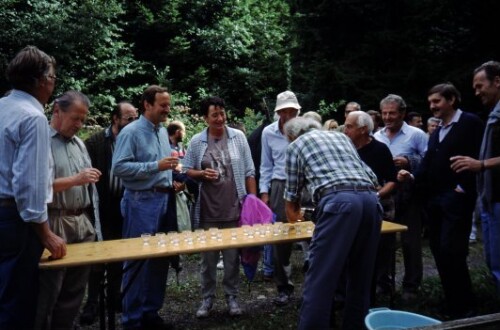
78, 234, 500, 329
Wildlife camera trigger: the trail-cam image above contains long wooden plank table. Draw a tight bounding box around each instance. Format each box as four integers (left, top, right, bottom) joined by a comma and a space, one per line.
39, 220, 406, 330
39, 221, 407, 269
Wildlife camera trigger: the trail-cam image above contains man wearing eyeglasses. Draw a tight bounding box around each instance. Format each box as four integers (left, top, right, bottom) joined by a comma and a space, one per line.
81, 101, 138, 325
0, 46, 66, 329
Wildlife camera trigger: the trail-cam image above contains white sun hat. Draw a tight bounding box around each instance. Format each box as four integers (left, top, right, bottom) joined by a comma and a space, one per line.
274, 91, 301, 112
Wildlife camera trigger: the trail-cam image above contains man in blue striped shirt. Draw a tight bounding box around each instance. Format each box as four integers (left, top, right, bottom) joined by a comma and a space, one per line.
283, 117, 382, 330
0, 46, 66, 329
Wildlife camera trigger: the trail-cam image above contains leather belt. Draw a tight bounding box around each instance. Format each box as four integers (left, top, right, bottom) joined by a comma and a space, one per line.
48, 208, 86, 216
319, 185, 377, 200
134, 186, 174, 194
151, 186, 174, 193
0, 198, 16, 208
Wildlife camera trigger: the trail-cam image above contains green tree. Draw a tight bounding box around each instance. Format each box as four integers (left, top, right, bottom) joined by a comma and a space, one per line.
0, 0, 147, 124
122, 0, 292, 116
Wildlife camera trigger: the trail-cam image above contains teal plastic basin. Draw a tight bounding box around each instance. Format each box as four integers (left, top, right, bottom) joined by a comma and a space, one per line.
365, 308, 441, 330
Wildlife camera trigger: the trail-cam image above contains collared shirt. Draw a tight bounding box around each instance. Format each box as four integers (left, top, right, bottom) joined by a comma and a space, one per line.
112, 115, 173, 190
438, 109, 462, 142
183, 126, 255, 227
259, 120, 288, 193
374, 121, 428, 158
0, 90, 51, 223
49, 127, 92, 209
285, 130, 378, 203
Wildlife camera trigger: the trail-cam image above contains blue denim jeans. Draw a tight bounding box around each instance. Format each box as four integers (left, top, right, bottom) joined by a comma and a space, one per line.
262, 244, 274, 276
481, 202, 500, 293
120, 190, 173, 328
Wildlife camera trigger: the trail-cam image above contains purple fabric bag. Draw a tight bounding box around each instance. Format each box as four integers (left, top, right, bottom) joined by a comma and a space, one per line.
239, 194, 273, 226
239, 194, 273, 284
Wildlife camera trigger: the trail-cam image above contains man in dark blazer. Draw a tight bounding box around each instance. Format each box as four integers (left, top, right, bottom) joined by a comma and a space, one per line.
80, 102, 138, 325
399, 83, 484, 319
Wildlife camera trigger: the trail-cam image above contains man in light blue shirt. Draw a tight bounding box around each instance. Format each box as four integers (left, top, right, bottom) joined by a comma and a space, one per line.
374, 94, 428, 300
260, 90, 301, 306
112, 85, 179, 329
0, 46, 66, 329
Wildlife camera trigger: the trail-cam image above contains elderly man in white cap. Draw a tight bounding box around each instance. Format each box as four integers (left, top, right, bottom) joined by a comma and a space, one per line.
260, 90, 301, 305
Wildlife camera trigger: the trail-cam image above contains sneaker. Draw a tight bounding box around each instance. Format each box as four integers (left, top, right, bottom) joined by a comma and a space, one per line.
227, 295, 243, 316
273, 291, 290, 306
196, 297, 214, 318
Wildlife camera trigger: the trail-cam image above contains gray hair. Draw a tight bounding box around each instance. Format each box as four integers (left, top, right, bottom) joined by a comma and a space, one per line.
349, 111, 374, 133
427, 117, 441, 125
54, 90, 91, 112
284, 117, 321, 141
380, 94, 407, 112
302, 111, 322, 124
345, 101, 361, 111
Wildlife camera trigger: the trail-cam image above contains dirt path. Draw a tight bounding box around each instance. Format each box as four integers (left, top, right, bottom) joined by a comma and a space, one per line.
77, 236, 496, 329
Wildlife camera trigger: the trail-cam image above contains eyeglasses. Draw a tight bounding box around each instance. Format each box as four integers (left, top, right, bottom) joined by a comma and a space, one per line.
125, 116, 138, 122
46, 74, 57, 81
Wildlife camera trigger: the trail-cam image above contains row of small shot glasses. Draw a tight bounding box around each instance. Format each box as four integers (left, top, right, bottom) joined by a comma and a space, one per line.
140, 222, 314, 247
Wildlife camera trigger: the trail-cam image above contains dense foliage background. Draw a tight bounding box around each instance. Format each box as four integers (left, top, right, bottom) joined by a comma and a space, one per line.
1, 0, 499, 133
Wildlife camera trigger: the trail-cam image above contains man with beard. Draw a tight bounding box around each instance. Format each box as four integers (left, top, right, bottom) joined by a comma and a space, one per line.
80, 101, 138, 325
400, 83, 484, 318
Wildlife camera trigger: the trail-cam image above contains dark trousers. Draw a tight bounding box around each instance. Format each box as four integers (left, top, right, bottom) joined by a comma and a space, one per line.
85, 196, 124, 312
0, 205, 43, 329
427, 190, 476, 317
395, 198, 423, 292
269, 180, 294, 294
298, 190, 382, 330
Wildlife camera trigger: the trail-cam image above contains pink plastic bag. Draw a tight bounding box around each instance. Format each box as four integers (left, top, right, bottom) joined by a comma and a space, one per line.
239, 194, 273, 226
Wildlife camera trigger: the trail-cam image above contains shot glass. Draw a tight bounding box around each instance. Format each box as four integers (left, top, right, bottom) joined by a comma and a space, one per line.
242, 225, 250, 237
216, 231, 223, 242
209, 228, 218, 240
264, 224, 272, 234
230, 230, 238, 240
141, 233, 151, 246
156, 232, 166, 247
282, 225, 290, 236
273, 224, 281, 236
199, 233, 207, 244
195, 228, 204, 241
168, 232, 179, 246
209, 161, 222, 181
